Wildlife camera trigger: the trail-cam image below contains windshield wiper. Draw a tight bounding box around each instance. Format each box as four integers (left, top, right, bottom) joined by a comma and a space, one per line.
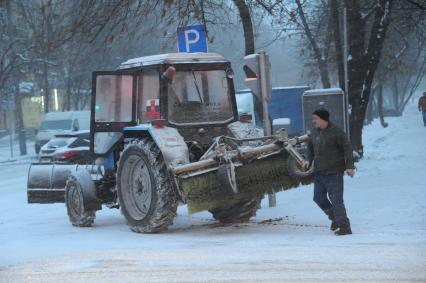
191, 70, 203, 103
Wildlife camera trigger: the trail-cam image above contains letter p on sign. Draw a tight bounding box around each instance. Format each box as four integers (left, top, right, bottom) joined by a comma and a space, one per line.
177, 24, 208, 53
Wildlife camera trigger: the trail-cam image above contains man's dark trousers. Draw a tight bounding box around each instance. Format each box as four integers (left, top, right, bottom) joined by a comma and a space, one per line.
313, 172, 350, 228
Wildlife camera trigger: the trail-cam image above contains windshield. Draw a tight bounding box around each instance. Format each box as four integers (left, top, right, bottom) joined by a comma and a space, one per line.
45, 137, 75, 148
167, 70, 234, 125
40, 120, 72, 131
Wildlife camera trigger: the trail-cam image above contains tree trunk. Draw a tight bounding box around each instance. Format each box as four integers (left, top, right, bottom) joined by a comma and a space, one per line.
13, 78, 27, 155
346, 0, 366, 155
232, 0, 255, 55
232, 0, 263, 128
377, 83, 388, 127
43, 59, 50, 113
365, 87, 376, 125
392, 74, 399, 112
330, 0, 344, 89
5, 0, 26, 155
296, 0, 331, 88
347, 0, 392, 156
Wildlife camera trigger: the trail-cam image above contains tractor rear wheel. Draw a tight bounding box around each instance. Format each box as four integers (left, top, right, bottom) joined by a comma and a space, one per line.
65, 176, 96, 227
209, 198, 261, 223
117, 139, 178, 233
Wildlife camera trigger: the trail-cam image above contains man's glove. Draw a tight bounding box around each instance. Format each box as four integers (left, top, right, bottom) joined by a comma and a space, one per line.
346, 169, 355, 178
301, 160, 310, 171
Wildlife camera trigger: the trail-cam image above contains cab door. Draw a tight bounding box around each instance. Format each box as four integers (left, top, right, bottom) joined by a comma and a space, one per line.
90, 71, 137, 156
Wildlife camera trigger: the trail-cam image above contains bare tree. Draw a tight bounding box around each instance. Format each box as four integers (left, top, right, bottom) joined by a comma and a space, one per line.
16, 0, 70, 113
232, 0, 255, 55
285, 0, 426, 155
356, 0, 426, 128
0, 0, 31, 155
294, 0, 331, 88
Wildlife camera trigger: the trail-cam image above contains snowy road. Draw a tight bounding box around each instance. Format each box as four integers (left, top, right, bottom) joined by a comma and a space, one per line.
0, 103, 425, 282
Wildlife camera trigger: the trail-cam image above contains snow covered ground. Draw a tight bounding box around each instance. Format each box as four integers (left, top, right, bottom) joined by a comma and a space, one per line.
0, 135, 35, 164
0, 101, 425, 282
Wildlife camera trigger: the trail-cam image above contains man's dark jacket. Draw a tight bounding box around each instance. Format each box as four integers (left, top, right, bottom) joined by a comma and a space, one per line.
307, 123, 355, 174
419, 96, 426, 111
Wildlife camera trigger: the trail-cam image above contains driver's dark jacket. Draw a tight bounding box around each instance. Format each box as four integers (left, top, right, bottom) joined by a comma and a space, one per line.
306, 123, 355, 174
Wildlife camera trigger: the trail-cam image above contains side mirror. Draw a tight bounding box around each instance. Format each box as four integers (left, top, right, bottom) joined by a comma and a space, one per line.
226, 67, 234, 79
162, 66, 176, 84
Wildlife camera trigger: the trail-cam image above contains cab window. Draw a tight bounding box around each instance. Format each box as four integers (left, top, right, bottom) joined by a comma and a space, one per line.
95, 75, 133, 122
138, 70, 160, 122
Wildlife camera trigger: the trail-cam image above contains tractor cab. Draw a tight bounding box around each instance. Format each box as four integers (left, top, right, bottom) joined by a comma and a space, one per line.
91, 53, 238, 158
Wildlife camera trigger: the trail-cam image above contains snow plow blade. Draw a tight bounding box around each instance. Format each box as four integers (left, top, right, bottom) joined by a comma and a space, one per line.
27, 163, 99, 204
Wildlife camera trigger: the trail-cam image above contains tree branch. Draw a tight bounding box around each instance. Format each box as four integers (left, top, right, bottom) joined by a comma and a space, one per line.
404, 0, 426, 10
295, 0, 331, 88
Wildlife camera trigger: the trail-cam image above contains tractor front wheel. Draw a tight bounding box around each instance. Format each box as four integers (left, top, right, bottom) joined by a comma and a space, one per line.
65, 176, 96, 227
117, 139, 178, 233
209, 198, 261, 223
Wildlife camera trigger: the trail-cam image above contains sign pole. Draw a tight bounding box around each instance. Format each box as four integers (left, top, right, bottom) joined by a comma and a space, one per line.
259, 52, 271, 136
259, 52, 276, 207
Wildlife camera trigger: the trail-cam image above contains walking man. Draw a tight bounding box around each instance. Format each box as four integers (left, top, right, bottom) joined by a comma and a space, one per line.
418, 92, 426, 127
303, 109, 355, 236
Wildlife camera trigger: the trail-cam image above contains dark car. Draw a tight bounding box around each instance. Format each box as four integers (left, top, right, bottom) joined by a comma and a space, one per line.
38, 131, 91, 164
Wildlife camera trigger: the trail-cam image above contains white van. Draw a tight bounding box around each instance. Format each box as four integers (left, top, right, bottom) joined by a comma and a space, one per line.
35, 111, 90, 153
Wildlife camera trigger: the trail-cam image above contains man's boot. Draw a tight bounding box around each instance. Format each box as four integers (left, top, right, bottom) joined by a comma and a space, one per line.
330, 221, 339, 231
335, 226, 352, 235
325, 208, 338, 231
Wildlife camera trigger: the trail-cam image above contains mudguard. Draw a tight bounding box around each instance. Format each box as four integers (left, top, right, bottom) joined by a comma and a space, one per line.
68, 168, 102, 211
124, 125, 189, 168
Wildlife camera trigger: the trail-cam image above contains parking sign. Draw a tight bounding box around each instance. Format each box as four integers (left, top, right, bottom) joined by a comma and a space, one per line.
177, 24, 208, 53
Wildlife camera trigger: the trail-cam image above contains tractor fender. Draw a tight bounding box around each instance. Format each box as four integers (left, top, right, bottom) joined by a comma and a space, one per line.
123, 125, 189, 168
68, 168, 102, 211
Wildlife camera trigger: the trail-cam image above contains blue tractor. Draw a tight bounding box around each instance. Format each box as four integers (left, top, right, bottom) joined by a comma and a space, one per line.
27, 53, 313, 233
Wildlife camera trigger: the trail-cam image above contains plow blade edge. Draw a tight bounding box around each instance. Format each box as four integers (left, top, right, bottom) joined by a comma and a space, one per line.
27, 163, 99, 204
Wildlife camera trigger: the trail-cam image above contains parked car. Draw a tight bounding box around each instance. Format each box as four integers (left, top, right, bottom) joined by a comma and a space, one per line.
35, 111, 90, 154
38, 131, 90, 164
